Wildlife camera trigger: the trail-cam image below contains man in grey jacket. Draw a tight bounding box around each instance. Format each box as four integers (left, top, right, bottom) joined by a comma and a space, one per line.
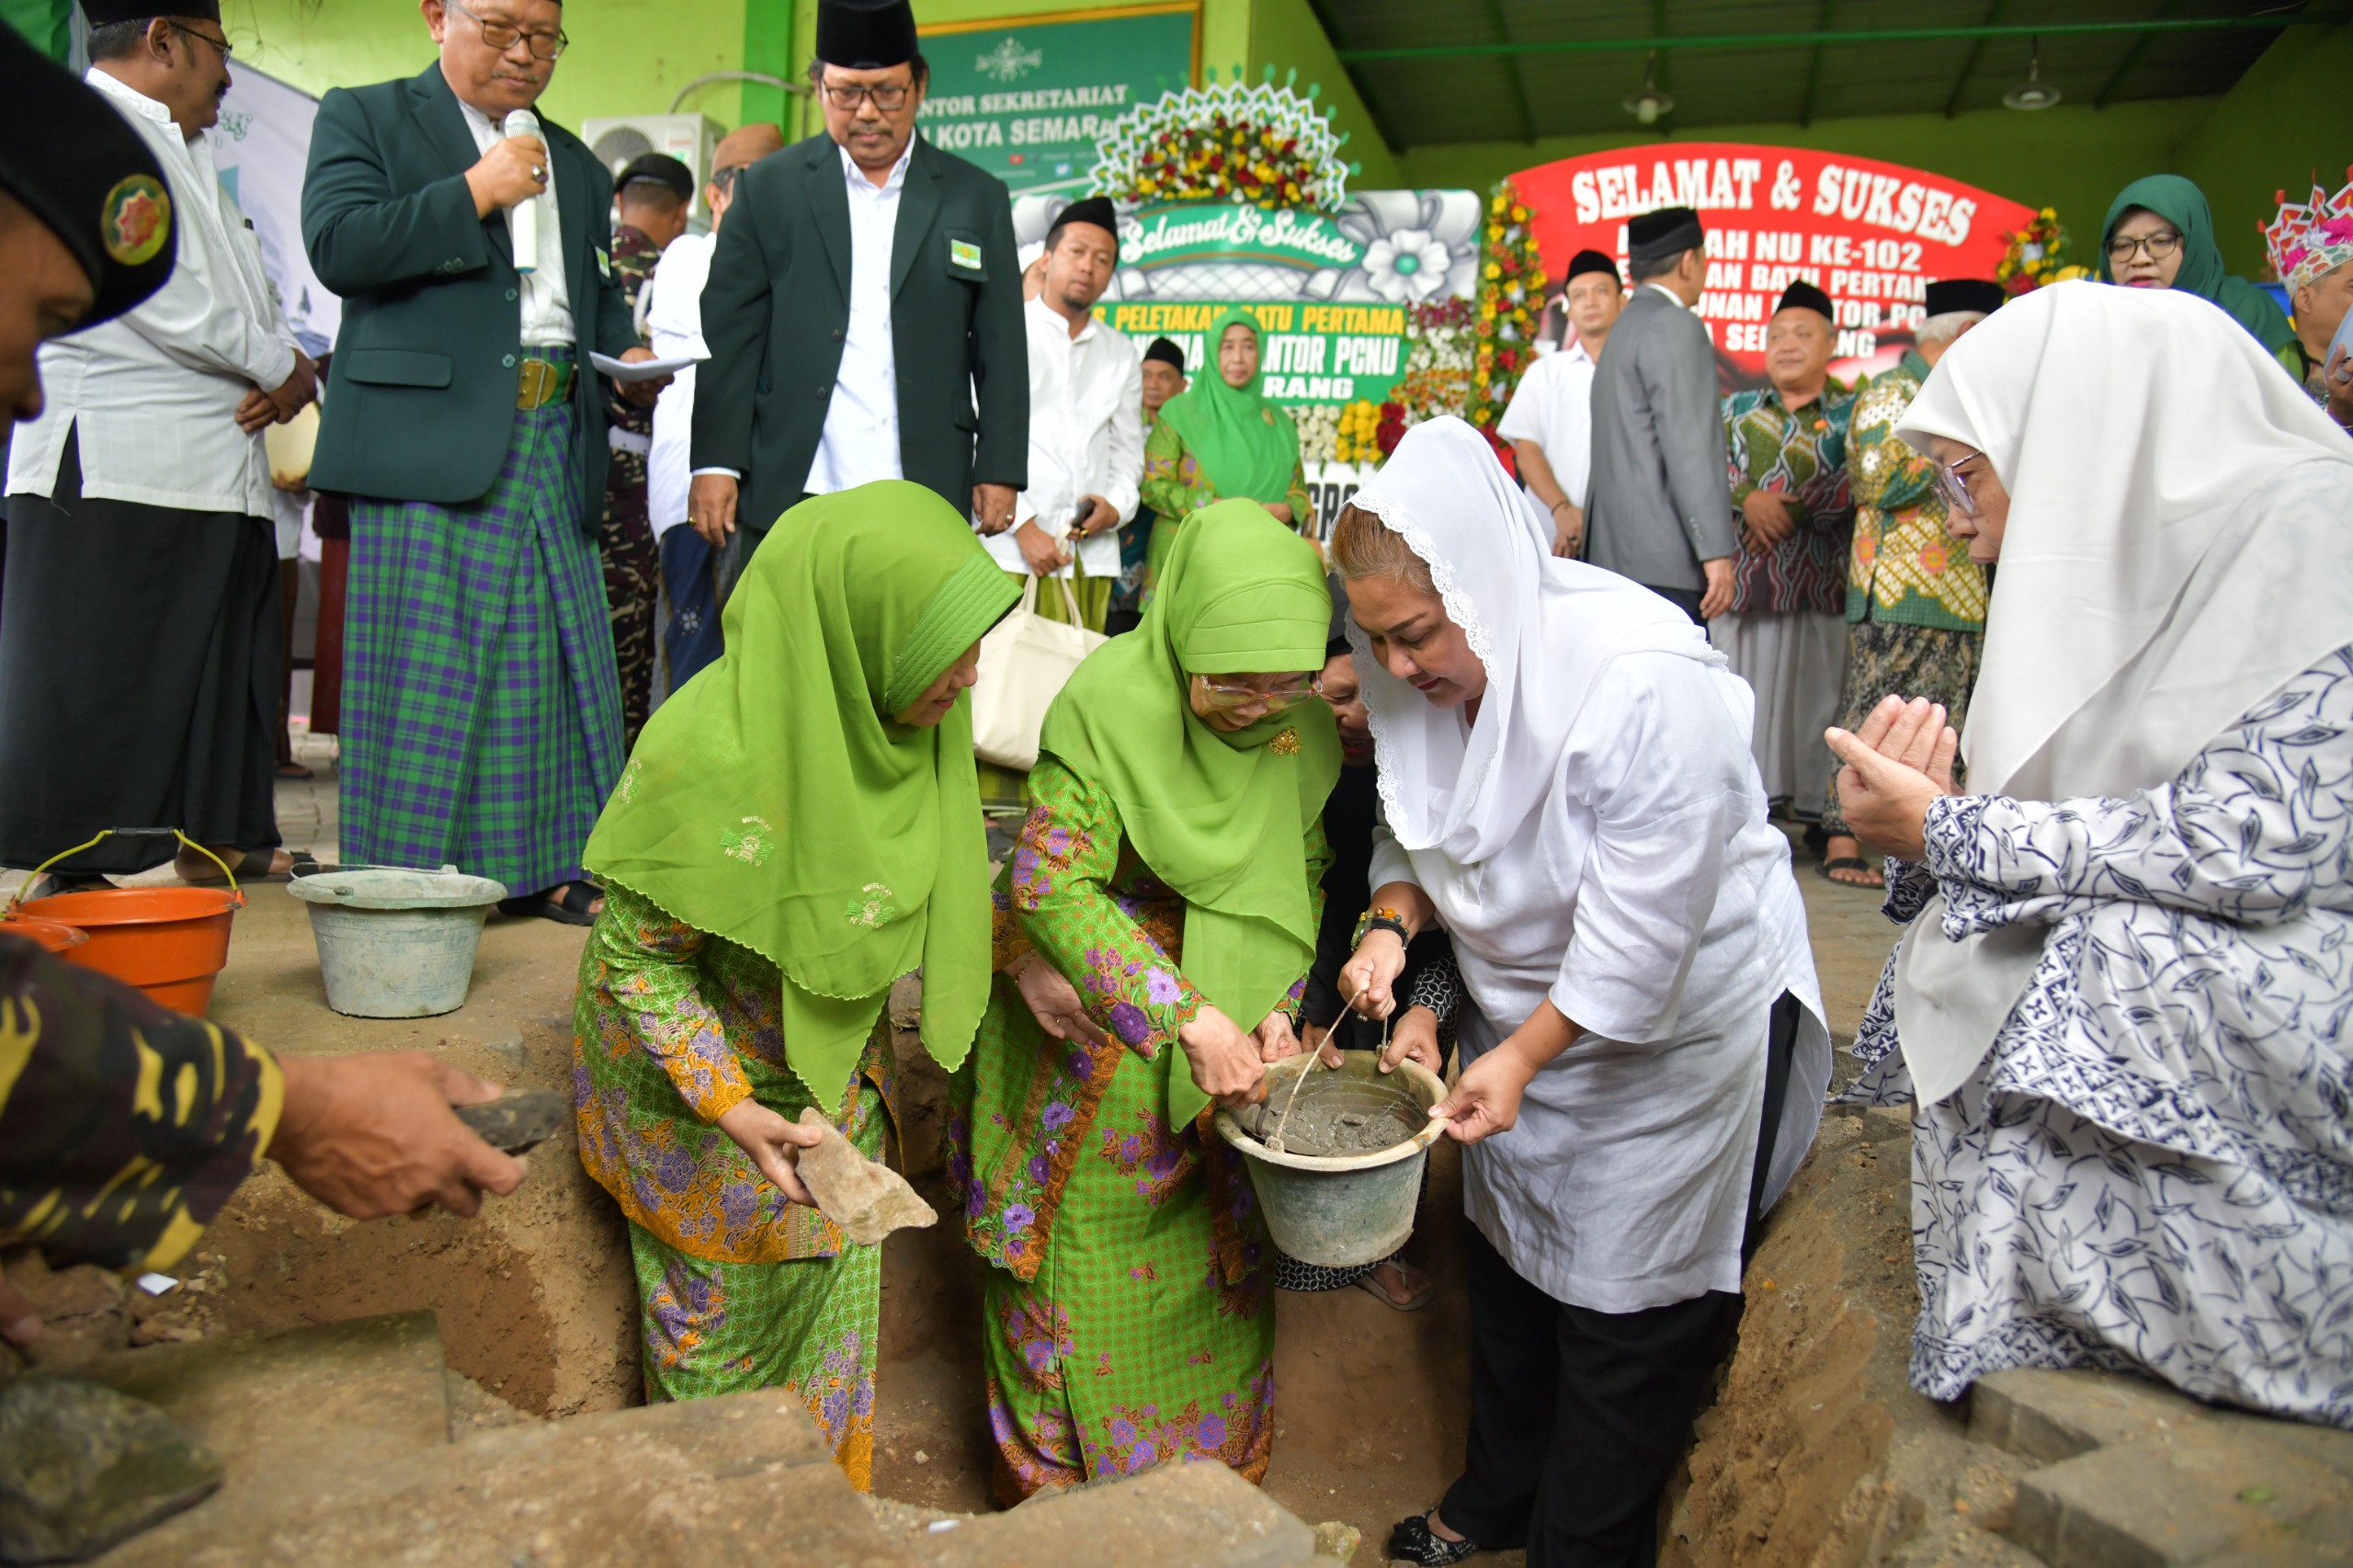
1583, 206, 1735, 625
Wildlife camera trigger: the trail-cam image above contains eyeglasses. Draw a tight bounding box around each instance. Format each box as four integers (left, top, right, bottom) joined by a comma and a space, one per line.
172, 21, 233, 60
822, 80, 915, 111
1934, 450, 1988, 518
1191, 673, 1319, 713
2106, 229, 2181, 264
447, 0, 568, 62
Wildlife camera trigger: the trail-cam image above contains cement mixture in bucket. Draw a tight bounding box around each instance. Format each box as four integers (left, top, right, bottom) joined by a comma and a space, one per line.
1259, 1073, 1425, 1157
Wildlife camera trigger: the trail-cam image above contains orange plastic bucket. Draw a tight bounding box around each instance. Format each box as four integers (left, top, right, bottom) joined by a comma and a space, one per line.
15, 888, 242, 1015
0, 915, 89, 956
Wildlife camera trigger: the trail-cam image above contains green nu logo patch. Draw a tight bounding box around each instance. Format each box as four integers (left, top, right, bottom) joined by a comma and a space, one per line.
949, 238, 983, 271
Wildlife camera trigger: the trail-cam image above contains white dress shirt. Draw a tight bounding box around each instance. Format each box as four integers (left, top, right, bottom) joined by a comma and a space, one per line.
6, 71, 297, 518
644, 231, 713, 539
807, 142, 912, 494
984, 296, 1143, 580
1495, 335, 1598, 538
1369, 652, 1828, 1314
454, 96, 573, 347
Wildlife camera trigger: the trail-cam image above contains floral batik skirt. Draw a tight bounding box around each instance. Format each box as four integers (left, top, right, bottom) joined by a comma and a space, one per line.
975, 1035, 1275, 1504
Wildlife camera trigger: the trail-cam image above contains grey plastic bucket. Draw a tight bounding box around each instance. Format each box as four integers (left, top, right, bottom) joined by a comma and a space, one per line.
1213, 1053, 1448, 1268
289, 867, 508, 1018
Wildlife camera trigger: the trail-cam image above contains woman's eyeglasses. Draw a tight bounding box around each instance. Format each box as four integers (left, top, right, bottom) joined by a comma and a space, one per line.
2106, 230, 2180, 264
1192, 674, 1319, 713
1934, 450, 1987, 518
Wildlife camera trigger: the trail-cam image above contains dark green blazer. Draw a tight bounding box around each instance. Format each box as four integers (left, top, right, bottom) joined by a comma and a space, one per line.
692, 132, 1026, 534
301, 63, 638, 520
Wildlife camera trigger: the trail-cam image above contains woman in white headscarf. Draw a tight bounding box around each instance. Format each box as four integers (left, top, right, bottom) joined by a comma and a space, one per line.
1327, 417, 1830, 1568
1830, 280, 2353, 1427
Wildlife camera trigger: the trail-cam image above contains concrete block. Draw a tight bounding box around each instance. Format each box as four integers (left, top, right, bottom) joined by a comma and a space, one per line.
915, 1460, 1319, 1568
1972, 1368, 2214, 1465
2011, 1432, 2351, 1568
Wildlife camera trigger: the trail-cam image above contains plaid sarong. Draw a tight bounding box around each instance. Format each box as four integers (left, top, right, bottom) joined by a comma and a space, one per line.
342, 393, 625, 896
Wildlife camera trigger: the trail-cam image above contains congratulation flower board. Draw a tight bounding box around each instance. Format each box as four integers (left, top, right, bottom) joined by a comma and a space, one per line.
1508, 144, 2033, 387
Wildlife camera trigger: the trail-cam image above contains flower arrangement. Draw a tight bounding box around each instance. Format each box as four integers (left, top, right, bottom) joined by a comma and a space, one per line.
1332, 399, 1382, 463
1996, 207, 2078, 296
1370, 299, 1478, 459
1466, 178, 1547, 432
1089, 65, 1356, 211
1290, 403, 1341, 464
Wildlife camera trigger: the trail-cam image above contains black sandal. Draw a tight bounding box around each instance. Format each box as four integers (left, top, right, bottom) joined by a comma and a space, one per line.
498, 880, 602, 926
1388, 1513, 1481, 1566
178, 848, 322, 885
1819, 856, 1884, 889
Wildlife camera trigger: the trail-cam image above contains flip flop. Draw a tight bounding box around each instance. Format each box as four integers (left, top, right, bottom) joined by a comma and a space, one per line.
1353, 1266, 1437, 1312
178, 849, 322, 886
498, 880, 602, 927
1820, 856, 1884, 889
275, 761, 316, 780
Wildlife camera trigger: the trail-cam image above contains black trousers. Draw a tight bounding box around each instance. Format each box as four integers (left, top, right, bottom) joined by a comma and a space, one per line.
1438, 992, 1802, 1567
0, 433, 281, 874
1642, 583, 1707, 627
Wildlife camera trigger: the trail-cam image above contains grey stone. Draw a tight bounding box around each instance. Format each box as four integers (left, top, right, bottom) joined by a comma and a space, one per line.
2011, 1432, 2353, 1568
797, 1107, 938, 1245
0, 1375, 220, 1564
450, 1088, 567, 1153
1972, 1368, 2213, 1466
916, 1460, 1317, 1567
1312, 1518, 1361, 1562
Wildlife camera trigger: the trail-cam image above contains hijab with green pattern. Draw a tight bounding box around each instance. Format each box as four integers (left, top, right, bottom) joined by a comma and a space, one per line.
585, 483, 1020, 1115
2098, 175, 2297, 360
1039, 500, 1339, 1129
1154, 306, 1302, 505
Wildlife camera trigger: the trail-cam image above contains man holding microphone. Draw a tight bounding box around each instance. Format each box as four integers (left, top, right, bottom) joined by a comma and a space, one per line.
302, 0, 663, 927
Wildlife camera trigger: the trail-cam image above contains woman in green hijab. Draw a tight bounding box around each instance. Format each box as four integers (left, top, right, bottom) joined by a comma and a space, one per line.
571, 482, 1019, 1493
950, 500, 1340, 1501
1140, 308, 1317, 603
2100, 174, 2301, 375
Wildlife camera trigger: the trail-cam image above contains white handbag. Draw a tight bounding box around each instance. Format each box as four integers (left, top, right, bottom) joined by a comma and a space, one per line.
971, 573, 1108, 770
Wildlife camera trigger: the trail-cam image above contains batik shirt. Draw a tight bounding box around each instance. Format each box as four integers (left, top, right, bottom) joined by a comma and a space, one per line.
1722, 381, 1857, 615
0, 935, 280, 1273
950, 754, 1327, 1283
600, 222, 662, 487
1138, 419, 1315, 540
1843, 644, 2353, 1426
1844, 351, 1987, 631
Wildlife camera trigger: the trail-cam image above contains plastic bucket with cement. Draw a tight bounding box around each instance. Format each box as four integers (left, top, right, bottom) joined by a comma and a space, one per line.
1213, 1053, 1449, 1268
290, 867, 508, 1018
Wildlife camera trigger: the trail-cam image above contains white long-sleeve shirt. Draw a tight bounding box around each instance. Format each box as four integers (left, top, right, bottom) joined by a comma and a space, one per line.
644, 231, 713, 539
984, 296, 1144, 580
454, 95, 573, 346
1495, 335, 1597, 537
1370, 651, 1828, 1314
6, 70, 298, 518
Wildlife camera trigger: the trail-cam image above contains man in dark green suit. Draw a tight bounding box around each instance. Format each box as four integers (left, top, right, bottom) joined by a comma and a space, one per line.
301, 0, 664, 926
688, 0, 1027, 575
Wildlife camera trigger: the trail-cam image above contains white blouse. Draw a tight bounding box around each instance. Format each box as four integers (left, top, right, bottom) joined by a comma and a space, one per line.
1371, 649, 1828, 1313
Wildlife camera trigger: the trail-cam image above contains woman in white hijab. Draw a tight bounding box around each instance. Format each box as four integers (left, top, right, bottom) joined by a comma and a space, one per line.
1328, 417, 1830, 1568
1831, 279, 2353, 1427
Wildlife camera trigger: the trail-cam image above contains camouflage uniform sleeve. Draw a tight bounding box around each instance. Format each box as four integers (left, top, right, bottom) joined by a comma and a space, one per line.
0, 935, 282, 1274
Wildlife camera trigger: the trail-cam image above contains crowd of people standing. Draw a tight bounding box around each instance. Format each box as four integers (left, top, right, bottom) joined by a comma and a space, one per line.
4, 3, 2353, 1567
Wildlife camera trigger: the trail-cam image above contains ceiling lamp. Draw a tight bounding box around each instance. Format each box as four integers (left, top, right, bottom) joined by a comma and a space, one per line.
2003, 39, 2063, 110
1623, 51, 1674, 126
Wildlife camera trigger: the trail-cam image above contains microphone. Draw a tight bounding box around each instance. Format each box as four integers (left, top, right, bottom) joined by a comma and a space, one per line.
501, 108, 541, 276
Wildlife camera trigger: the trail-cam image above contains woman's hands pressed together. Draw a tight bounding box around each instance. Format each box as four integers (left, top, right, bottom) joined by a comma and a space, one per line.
716, 1097, 825, 1207
1824, 694, 1961, 863
1179, 1005, 1267, 1108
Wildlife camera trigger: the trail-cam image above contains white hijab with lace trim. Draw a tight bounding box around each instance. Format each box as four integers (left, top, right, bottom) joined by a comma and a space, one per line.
1343, 416, 1717, 865
1887, 281, 2353, 1102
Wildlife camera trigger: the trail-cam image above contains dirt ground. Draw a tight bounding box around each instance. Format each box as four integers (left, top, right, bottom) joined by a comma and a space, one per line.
26, 739, 1899, 1558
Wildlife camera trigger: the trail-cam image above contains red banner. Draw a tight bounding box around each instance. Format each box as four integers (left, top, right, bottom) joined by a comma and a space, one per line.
1510, 143, 2032, 388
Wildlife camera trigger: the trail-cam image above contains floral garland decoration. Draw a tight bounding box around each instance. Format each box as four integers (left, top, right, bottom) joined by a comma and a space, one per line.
1371, 297, 1476, 460
1466, 178, 1546, 435
1089, 65, 1357, 210
1995, 207, 2086, 295
1287, 399, 1390, 467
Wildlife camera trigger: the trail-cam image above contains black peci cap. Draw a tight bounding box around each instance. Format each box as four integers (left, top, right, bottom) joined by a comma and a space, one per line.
1627, 206, 1703, 263
1775, 279, 1835, 322
815, 0, 919, 69
0, 25, 176, 328
616, 152, 695, 203
1923, 278, 2006, 318
1143, 336, 1185, 371
1565, 249, 1620, 285
1051, 195, 1119, 240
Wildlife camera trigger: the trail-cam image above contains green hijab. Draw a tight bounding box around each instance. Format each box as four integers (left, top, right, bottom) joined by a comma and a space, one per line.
1039, 500, 1339, 1131
1154, 307, 1302, 505
2098, 175, 2297, 358
585, 483, 1020, 1115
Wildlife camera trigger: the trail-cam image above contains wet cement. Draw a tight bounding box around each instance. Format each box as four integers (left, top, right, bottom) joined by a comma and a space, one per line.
1264, 1077, 1424, 1157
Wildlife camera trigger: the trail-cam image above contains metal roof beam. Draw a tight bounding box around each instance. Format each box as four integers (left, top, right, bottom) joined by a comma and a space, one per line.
1941, 0, 2007, 120
1302, 0, 1414, 153
2096, 0, 2184, 108
1798, 0, 1834, 128
1331, 12, 2348, 63
1479, 0, 1538, 143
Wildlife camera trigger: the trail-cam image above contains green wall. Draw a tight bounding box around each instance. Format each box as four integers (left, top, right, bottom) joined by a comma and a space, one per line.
2176, 24, 2353, 276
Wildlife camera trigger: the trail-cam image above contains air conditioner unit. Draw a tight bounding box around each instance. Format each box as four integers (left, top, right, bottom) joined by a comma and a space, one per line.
582, 113, 723, 226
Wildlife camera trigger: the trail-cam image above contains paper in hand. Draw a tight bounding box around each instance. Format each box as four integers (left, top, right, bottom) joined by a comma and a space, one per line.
590, 351, 697, 383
